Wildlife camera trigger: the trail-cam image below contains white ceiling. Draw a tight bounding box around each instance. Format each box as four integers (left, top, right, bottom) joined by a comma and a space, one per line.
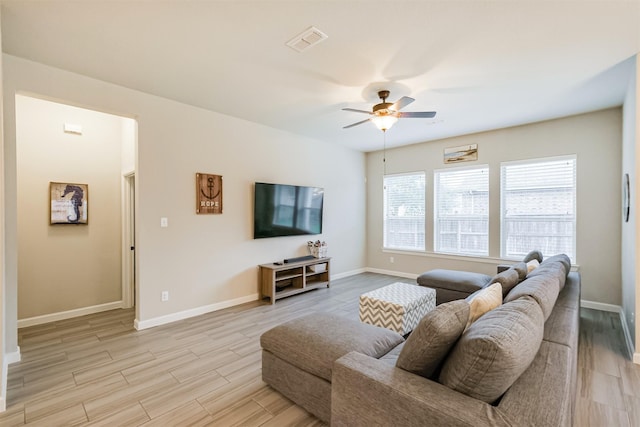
1, 1, 639, 152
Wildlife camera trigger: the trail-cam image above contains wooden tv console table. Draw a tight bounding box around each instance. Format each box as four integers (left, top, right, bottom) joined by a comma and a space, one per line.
259, 257, 331, 304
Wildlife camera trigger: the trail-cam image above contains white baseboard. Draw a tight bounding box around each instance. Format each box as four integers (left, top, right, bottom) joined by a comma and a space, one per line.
331, 268, 366, 280
365, 267, 418, 280
135, 293, 259, 330
582, 299, 637, 365
0, 346, 17, 413
17, 301, 123, 328
5, 347, 21, 365
133, 269, 367, 330
0, 362, 5, 413
580, 300, 620, 312
618, 310, 636, 361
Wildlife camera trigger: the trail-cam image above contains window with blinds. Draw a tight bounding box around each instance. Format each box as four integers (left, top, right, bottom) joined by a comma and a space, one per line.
501, 156, 576, 261
383, 172, 426, 251
434, 166, 489, 256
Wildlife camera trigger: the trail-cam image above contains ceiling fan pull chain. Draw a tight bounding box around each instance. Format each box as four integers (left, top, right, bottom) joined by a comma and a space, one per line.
383, 130, 387, 176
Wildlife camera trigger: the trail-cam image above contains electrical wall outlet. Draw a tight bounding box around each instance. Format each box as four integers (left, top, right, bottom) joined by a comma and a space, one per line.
161, 291, 169, 302
390, 256, 394, 263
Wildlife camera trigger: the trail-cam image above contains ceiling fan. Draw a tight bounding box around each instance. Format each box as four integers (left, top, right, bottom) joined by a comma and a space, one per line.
343, 90, 436, 131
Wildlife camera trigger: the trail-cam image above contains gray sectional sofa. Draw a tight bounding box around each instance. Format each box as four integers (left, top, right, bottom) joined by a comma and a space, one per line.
261, 253, 580, 426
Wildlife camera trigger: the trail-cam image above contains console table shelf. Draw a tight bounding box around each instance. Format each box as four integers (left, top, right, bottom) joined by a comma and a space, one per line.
259, 257, 331, 304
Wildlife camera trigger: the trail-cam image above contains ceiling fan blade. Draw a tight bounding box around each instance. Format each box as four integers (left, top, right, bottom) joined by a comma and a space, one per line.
342, 108, 373, 115
391, 96, 415, 111
398, 111, 437, 118
343, 118, 371, 129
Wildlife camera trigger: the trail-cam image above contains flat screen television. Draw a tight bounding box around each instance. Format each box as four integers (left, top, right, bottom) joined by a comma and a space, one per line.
254, 182, 324, 239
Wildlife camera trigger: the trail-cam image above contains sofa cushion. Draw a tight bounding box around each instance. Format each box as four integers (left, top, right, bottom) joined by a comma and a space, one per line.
512, 262, 528, 281
543, 304, 579, 349
497, 341, 573, 427
523, 250, 543, 263
542, 254, 572, 279
417, 269, 492, 294
506, 274, 560, 320
554, 272, 580, 311
379, 342, 404, 366
527, 260, 568, 290
396, 300, 469, 378
465, 283, 502, 329
439, 296, 544, 404
489, 268, 520, 296
260, 313, 403, 382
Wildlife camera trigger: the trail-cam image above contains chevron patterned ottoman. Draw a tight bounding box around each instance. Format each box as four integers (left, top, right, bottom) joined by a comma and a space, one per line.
359, 282, 436, 335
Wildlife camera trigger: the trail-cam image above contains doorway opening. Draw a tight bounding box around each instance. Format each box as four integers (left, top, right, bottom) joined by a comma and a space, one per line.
15, 94, 138, 326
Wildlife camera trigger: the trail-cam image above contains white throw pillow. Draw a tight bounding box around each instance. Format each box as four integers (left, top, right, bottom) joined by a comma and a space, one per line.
464, 282, 502, 330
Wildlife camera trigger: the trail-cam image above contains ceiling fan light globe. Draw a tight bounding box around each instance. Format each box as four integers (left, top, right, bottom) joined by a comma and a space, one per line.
372, 115, 398, 131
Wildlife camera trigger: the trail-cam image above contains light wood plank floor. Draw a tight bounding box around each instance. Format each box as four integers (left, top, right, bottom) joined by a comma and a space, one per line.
0, 272, 638, 426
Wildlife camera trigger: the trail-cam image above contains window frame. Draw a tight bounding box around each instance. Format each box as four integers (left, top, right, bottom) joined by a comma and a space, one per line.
500, 155, 577, 262
383, 171, 426, 252
433, 164, 490, 257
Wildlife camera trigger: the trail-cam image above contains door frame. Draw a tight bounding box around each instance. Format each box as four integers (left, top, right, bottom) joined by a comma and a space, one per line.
122, 172, 135, 308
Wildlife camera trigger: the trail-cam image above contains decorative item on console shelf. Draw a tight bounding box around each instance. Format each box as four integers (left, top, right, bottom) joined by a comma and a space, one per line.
307, 240, 328, 258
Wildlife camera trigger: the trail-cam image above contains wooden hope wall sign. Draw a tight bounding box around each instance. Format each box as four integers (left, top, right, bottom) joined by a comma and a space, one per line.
196, 173, 223, 214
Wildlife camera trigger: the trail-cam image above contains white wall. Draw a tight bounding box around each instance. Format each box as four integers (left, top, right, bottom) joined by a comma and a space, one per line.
15, 95, 127, 319
0, 9, 6, 412
622, 55, 639, 360
367, 109, 623, 305
2, 55, 367, 339
121, 119, 136, 175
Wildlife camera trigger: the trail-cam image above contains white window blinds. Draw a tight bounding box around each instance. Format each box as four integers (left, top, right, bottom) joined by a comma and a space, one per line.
501, 156, 576, 261
383, 173, 426, 251
434, 166, 489, 256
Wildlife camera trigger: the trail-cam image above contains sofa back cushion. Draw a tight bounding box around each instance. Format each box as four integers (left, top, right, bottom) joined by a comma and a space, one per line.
541, 254, 572, 279
396, 300, 469, 379
512, 262, 528, 281
527, 259, 567, 290
523, 250, 544, 263
489, 268, 520, 296
439, 296, 544, 404
522, 250, 543, 263
505, 274, 560, 320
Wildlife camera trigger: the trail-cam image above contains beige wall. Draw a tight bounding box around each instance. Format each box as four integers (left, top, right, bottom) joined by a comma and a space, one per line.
4, 52, 628, 358
3, 54, 367, 338
367, 108, 623, 305
16, 95, 128, 319
121, 119, 136, 175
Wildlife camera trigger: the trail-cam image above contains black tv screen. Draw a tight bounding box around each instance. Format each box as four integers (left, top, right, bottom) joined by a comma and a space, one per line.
254, 182, 324, 239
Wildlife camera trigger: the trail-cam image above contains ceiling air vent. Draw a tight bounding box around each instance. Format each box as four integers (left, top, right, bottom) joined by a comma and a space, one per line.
286, 26, 328, 52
